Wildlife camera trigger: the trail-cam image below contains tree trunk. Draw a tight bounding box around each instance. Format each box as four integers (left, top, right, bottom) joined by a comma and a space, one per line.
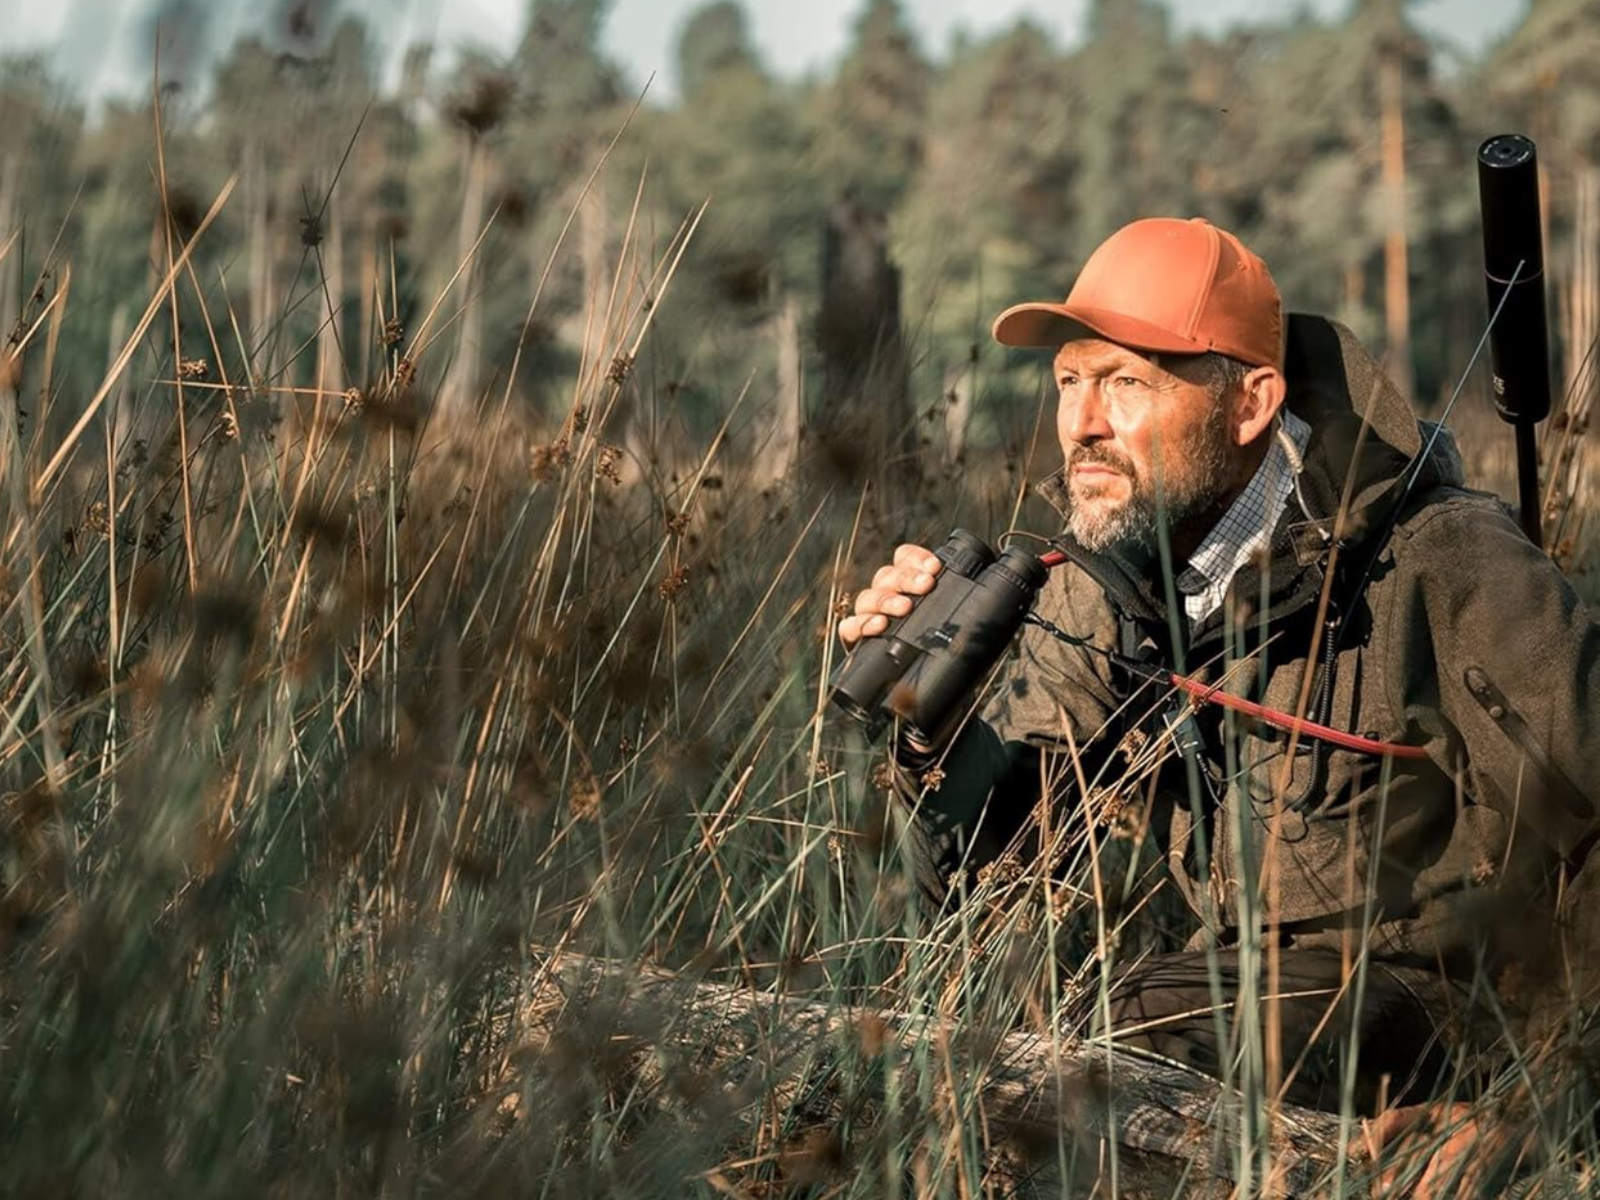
108, 304, 136, 453
943, 357, 973, 468
440, 135, 488, 417
1550, 160, 1600, 540
246, 141, 278, 384
358, 231, 377, 387
0, 155, 18, 346
814, 196, 916, 521
1380, 51, 1412, 401
758, 293, 804, 484
1562, 162, 1597, 416
316, 191, 345, 400
501, 951, 1353, 1199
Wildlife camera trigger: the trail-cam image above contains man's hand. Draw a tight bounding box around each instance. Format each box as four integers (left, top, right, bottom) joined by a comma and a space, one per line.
1365, 1101, 1529, 1198
836, 543, 942, 648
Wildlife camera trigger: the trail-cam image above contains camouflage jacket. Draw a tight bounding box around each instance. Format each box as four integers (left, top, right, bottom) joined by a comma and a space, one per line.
893, 314, 1600, 1011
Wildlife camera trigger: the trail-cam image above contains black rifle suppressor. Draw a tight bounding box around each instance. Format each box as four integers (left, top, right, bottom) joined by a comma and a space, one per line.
1477, 133, 1554, 548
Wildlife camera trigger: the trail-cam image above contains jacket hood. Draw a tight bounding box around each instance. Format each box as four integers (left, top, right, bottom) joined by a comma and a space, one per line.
1277, 312, 1465, 547
1037, 313, 1468, 648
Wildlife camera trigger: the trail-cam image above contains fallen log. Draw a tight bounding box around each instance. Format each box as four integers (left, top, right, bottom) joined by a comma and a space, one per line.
506, 951, 1359, 1197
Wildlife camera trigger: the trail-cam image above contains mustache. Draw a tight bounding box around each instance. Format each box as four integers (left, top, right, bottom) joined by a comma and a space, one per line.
1068, 445, 1135, 476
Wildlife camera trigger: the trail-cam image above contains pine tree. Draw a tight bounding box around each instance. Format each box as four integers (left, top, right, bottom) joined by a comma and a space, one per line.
676, 2, 760, 103
1217, 0, 1470, 401
1070, 0, 1205, 248
896, 21, 1076, 455
516, 0, 623, 121
809, 0, 929, 213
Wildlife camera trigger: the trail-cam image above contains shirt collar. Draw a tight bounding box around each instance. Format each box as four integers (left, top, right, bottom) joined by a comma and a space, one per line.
1176, 410, 1312, 619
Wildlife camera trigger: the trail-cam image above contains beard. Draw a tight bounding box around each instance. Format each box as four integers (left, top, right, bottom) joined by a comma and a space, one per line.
1066, 408, 1234, 555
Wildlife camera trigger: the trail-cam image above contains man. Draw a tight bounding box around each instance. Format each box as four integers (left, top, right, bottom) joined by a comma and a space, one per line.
837, 217, 1600, 1194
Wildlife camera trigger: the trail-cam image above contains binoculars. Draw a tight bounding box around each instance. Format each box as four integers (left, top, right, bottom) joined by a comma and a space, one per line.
829, 530, 1048, 743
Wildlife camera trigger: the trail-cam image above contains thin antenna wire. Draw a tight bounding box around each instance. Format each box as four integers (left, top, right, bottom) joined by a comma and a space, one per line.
1398, 257, 1526, 507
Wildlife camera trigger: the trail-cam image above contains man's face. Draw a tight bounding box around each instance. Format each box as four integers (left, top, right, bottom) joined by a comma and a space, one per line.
1054, 338, 1239, 555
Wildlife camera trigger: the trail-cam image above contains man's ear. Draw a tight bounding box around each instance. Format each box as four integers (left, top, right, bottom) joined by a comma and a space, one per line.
1233, 366, 1288, 447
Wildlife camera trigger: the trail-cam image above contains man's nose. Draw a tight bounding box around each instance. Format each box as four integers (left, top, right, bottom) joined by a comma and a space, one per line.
1063, 384, 1111, 444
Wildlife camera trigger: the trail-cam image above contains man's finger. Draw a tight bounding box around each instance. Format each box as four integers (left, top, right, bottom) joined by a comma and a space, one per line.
893, 543, 941, 574
872, 564, 934, 597
854, 588, 913, 618
841, 613, 887, 644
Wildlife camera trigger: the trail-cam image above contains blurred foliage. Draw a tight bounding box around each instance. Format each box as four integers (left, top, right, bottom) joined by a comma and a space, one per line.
6, 0, 1600, 453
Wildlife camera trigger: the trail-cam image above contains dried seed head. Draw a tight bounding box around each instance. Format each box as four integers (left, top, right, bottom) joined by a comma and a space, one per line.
291, 502, 350, 551
376, 212, 410, 243
976, 851, 1023, 887
1115, 727, 1149, 763
178, 358, 209, 380
447, 71, 514, 137
531, 439, 572, 482
657, 565, 690, 602
494, 184, 531, 229
142, 510, 177, 555
568, 770, 601, 821
606, 353, 634, 385
192, 586, 259, 651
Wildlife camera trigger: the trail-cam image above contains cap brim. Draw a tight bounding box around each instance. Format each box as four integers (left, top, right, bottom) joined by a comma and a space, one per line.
991, 302, 1211, 355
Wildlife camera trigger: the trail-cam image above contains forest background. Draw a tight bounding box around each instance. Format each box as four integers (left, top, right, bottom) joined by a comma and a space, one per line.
10, 0, 1600, 485
5, 0, 1600, 1196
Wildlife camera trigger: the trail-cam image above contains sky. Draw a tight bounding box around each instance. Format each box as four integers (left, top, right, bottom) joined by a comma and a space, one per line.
2, 0, 1527, 111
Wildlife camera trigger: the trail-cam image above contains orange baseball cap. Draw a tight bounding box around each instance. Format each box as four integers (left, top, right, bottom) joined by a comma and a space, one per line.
991, 217, 1283, 369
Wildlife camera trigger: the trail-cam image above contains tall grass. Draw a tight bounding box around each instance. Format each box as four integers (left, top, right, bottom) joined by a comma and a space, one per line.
2, 134, 1598, 1200
0, 148, 1083, 1198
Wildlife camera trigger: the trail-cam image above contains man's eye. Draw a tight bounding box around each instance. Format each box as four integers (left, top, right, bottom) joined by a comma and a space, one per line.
1058, 375, 1079, 388
1114, 375, 1142, 388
